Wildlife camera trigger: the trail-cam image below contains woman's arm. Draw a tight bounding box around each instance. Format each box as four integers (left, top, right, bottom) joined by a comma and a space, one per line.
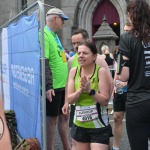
94, 67, 111, 105
110, 53, 114, 59
0, 99, 12, 150
67, 68, 83, 104
117, 55, 129, 81
85, 67, 111, 106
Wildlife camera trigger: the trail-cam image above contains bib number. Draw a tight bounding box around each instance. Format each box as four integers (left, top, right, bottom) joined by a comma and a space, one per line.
76, 105, 98, 122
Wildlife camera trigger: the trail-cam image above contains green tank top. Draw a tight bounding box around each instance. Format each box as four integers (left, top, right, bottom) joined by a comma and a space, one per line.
74, 64, 109, 128
71, 53, 79, 68
44, 27, 68, 89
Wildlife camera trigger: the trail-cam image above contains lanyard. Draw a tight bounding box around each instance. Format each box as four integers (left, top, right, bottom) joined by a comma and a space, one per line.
45, 25, 64, 51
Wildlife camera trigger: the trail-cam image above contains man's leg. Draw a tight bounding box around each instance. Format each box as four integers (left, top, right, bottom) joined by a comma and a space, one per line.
113, 111, 124, 149
112, 92, 127, 150
46, 90, 63, 150
47, 116, 58, 150
58, 114, 71, 150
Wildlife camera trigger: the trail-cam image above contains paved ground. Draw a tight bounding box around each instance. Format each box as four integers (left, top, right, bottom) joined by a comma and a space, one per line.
54, 113, 131, 150
109, 116, 131, 150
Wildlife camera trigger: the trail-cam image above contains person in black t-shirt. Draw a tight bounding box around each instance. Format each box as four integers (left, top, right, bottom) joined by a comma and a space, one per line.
123, 21, 132, 33
112, 24, 132, 150
101, 45, 114, 67
117, 0, 150, 150
101, 45, 115, 78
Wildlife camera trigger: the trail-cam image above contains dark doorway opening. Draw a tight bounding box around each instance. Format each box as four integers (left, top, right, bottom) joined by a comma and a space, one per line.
110, 23, 120, 45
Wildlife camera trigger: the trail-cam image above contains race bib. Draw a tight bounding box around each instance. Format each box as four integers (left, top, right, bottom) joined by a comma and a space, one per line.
76, 105, 98, 122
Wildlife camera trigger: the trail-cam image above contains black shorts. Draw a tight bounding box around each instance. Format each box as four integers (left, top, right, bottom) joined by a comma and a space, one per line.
69, 104, 75, 127
46, 90, 65, 116
71, 124, 113, 144
113, 92, 127, 112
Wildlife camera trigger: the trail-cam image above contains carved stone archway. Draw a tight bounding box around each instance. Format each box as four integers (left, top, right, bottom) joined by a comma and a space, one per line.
73, 0, 127, 38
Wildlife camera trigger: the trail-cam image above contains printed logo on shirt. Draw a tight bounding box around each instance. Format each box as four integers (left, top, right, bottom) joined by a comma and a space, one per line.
142, 41, 150, 77
121, 61, 127, 67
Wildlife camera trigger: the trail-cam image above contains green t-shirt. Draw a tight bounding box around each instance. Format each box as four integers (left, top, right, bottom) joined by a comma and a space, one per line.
74, 65, 109, 128
43, 27, 68, 89
71, 53, 79, 68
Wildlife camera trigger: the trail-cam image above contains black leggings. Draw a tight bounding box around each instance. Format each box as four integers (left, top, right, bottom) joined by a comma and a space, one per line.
126, 101, 150, 150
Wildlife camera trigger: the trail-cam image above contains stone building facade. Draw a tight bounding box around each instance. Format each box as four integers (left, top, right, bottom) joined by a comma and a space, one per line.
0, 0, 150, 50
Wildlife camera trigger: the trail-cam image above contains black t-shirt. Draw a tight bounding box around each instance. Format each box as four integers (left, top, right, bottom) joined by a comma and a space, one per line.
105, 54, 114, 66
119, 32, 150, 107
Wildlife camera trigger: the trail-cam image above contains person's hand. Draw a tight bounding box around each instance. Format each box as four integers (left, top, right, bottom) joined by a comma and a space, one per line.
120, 81, 127, 87
116, 81, 127, 89
62, 102, 69, 116
46, 89, 55, 102
80, 76, 91, 93
113, 84, 117, 93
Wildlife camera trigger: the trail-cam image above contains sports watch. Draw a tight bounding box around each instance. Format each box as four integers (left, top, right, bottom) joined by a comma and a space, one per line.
89, 89, 96, 96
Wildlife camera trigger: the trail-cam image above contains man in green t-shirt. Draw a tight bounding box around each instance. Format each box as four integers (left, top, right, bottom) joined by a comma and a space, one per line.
41, 8, 71, 150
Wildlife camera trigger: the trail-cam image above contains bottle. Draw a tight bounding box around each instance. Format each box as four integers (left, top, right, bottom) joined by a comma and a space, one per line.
115, 80, 123, 94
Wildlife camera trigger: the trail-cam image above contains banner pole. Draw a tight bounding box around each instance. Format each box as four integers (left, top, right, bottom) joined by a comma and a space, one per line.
37, 1, 47, 150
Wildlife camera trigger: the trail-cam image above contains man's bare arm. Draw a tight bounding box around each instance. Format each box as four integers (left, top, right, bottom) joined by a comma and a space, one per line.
62, 56, 75, 114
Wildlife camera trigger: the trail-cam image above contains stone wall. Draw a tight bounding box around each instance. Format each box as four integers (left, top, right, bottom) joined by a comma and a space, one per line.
0, 0, 19, 26
61, 0, 78, 49
0, 0, 150, 48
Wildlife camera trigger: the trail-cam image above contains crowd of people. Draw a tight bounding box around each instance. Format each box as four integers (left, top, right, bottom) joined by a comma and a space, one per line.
1, 0, 150, 150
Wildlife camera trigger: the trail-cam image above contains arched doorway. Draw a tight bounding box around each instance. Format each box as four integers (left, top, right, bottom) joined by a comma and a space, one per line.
92, 0, 120, 44
73, 0, 127, 40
